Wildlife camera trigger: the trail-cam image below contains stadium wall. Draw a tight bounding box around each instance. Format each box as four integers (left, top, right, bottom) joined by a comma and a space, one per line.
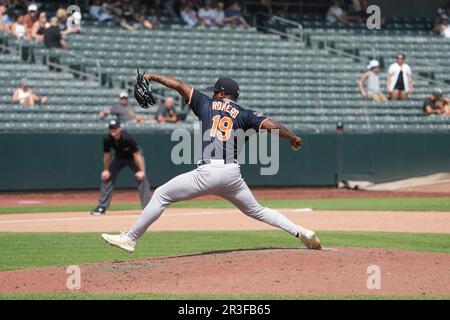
0, 132, 449, 191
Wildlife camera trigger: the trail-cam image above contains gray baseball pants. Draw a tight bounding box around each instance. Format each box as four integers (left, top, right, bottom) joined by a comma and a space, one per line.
127, 162, 301, 241
98, 154, 151, 209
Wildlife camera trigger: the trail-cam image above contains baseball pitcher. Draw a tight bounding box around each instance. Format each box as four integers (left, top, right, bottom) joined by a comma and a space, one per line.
101, 71, 321, 252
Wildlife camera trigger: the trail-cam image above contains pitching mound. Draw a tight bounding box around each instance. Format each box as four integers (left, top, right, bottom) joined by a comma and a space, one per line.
1, 247, 449, 296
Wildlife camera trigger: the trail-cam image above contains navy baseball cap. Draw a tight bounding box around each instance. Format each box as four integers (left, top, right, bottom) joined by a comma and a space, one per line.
108, 119, 121, 129
206, 77, 240, 98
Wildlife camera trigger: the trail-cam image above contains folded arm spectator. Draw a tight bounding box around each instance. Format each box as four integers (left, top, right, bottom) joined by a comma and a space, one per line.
180, 3, 198, 27
99, 92, 144, 124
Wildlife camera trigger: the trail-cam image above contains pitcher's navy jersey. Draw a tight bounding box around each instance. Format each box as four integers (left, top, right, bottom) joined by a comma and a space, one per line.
188, 88, 268, 162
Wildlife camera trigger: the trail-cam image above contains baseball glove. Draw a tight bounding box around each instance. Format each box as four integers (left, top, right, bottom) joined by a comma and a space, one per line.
134, 68, 156, 109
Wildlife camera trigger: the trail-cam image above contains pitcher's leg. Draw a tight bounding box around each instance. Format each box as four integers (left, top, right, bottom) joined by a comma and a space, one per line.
222, 180, 300, 237
127, 169, 206, 241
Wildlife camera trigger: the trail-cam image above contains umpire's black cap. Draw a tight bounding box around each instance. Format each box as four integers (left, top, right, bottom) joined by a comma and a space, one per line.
108, 119, 121, 129
206, 77, 240, 98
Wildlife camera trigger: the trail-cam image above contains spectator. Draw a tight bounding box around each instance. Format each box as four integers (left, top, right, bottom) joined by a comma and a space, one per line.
433, 2, 450, 34
43, 17, 68, 49
349, 0, 379, 22
150, 0, 162, 22
180, 3, 198, 27
326, 1, 346, 23
386, 53, 413, 101
224, 1, 250, 28
89, 0, 114, 22
31, 11, 48, 42
56, 8, 70, 33
22, 3, 37, 35
358, 60, 387, 101
276, 0, 290, 16
156, 96, 178, 123
198, 0, 215, 26
0, 11, 3, 31
326, 0, 362, 24
191, 0, 201, 12
99, 92, 145, 123
254, 0, 273, 27
212, 1, 227, 26
135, 4, 157, 30
163, 0, 178, 18
438, 96, 450, 115
423, 90, 446, 115
9, 0, 26, 13
437, 1, 450, 18
256, 0, 273, 15
65, 10, 81, 34
0, 1, 10, 31
112, 1, 141, 31
11, 14, 30, 40
435, 16, 450, 38
12, 79, 48, 106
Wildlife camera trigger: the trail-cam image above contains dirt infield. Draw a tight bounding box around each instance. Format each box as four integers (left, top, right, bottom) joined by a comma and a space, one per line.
1, 208, 450, 233
1, 186, 450, 206
1, 248, 449, 296
1, 186, 449, 298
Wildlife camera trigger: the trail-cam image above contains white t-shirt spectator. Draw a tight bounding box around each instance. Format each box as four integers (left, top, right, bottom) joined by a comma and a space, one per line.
441, 25, 450, 38
326, 6, 344, 23
13, 23, 26, 38
388, 62, 413, 93
212, 8, 225, 25
198, 7, 215, 26
181, 9, 198, 27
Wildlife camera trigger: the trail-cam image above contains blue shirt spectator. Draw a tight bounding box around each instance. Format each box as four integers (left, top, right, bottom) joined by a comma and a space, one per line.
224, 1, 250, 28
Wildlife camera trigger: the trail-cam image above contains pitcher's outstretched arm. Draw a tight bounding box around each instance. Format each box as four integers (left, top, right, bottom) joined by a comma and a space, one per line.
261, 118, 303, 151
144, 73, 193, 102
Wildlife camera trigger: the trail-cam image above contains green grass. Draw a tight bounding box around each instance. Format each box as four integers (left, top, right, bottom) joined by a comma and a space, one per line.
0, 292, 449, 300
1, 197, 450, 214
0, 231, 449, 272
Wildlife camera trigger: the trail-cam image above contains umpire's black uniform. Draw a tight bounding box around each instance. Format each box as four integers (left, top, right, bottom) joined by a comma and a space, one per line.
92, 120, 151, 215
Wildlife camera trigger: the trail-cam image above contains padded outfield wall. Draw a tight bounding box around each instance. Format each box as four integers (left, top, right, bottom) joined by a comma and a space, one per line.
0, 132, 449, 191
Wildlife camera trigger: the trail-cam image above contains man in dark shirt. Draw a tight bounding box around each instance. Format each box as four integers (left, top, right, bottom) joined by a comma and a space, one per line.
251, 0, 272, 28
423, 90, 445, 115
91, 119, 151, 215
156, 96, 179, 123
155, 96, 188, 123
43, 17, 67, 49
99, 92, 144, 123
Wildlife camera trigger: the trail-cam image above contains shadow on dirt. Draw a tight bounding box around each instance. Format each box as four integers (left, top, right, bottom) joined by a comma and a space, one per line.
151, 247, 318, 261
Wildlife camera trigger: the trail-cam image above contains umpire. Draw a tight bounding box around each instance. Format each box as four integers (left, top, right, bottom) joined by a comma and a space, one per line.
91, 119, 151, 215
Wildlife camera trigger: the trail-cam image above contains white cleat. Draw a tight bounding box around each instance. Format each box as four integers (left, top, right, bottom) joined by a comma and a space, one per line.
101, 232, 136, 253
298, 226, 322, 250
